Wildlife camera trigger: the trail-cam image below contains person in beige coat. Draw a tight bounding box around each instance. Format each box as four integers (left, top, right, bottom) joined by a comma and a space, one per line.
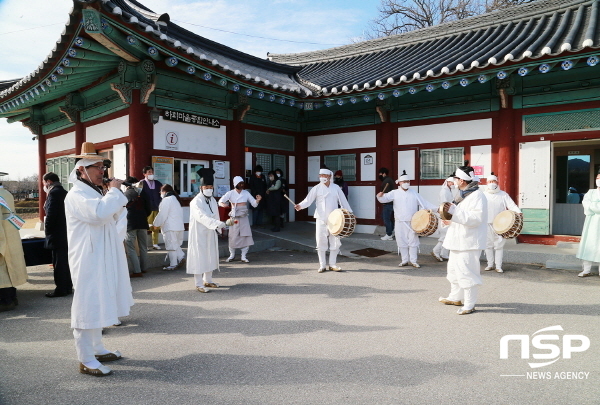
0, 184, 27, 312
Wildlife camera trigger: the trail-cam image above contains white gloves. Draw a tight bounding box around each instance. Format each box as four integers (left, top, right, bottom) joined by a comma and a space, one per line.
217, 222, 227, 230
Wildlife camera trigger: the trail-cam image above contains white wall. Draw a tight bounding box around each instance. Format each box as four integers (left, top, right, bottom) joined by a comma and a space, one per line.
308, 156, 320, 182
87, 115, 129, 144
46, 131, 74, 154
347, 186, 376, 219
471, 144, 492, 177
308, 130, 376, 152
397, 150, 416, 180
245, 152, 253, 171
360, 152, 376, 181
153, 117, 226, 156
398, 118, 492, 145
112, 143, 127, 181
416, 185, 440, 207
288, 155, 296, 185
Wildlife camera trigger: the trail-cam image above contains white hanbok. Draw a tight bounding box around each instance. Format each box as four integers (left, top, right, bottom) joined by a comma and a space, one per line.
442, 188, 487, 311
377, 188, 436, 264
432, 184, 457, 259
65, 183, 133, 330
187, 194, 223, 275
219, 189, 258, 250
576, 189, 600, 274
298, 182, 351, 269
153, 195, 185, 267
483, 188, 521, 270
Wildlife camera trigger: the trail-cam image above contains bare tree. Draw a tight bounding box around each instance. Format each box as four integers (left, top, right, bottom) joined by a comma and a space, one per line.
367, 0, 537, 38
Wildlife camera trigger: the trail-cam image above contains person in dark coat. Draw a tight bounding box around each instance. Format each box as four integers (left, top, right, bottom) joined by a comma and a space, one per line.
265, 170, 283, 232
248, 165, 267, 227
124, 176, 151, 277
42, 172, 73, 297
140, 166, 163, 250
275, 168, 288, 228
333, 170, 349, 198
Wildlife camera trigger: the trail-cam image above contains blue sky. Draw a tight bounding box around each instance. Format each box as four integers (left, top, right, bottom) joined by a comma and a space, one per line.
0, 0, 380, 179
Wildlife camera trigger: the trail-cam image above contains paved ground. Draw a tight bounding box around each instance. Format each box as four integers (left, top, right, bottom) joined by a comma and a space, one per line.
1, 249, 599, 405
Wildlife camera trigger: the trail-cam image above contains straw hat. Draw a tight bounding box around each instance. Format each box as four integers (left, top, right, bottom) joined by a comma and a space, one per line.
74, 142, 104, 159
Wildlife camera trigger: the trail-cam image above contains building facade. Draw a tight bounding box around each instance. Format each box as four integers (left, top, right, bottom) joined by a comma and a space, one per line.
1, 0, 600, 243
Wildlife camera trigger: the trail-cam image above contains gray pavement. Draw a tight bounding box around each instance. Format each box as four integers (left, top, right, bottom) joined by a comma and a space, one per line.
1, 249, 599, 405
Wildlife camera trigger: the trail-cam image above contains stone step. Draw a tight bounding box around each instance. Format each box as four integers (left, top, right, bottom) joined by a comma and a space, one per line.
556, 241, 580, 250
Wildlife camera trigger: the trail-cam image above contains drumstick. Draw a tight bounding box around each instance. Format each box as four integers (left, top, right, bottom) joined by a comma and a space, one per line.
382, 183, 389, 193
283, 194, 296, 205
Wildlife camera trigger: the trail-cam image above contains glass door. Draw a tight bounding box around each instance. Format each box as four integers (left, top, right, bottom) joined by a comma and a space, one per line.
179, 160, 209, 197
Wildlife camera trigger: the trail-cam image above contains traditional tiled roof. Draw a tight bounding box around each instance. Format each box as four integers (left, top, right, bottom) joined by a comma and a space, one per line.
0, 79, 20, 92
103, 0, 310, 95
269, 0, 600, 95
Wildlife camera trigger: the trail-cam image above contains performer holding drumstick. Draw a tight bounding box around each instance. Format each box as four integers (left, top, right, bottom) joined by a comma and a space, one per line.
294, 168, 352, 273
376, 170, 436, 268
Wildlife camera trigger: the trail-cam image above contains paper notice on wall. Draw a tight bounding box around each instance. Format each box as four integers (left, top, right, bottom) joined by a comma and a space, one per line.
214, 161, 225, 179
152, 156, 174, 186
473, 166, 484, 176
216, 184, 229, 197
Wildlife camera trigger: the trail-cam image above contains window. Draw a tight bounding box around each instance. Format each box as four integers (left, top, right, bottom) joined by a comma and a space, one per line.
256, 153, 287, 177
46, 156, 76, 191
323, 154, 356, 181
420, 148, 463, 179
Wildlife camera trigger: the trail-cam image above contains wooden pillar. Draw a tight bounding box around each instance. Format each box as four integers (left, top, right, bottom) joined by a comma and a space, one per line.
74, 120, 85, 152
379, 121, 394, 175
295, 130, 308, 221
496, 100, 517, 198
128, 90, 153, 179
38, 135, 46, 222
227, 120, 244, 177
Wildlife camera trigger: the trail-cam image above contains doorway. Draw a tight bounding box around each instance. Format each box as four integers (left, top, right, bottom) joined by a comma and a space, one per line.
552, 140, 600, 235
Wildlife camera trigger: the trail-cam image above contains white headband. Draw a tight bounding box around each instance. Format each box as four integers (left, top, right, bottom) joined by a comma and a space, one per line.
68, 158, 104, 184
454, 167, 473, 181
319, 169, 332, 176
487, 174, 498, 181
446, 177, 455, 183
233, 176, 244, 187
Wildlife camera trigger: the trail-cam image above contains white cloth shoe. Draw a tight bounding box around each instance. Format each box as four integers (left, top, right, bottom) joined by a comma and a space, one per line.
153, 244, 161, 250
318, 267, 327, 273
225, 256, 234, 262
381, 234, 394, 241
495, 268, 504, 273
410, 262, 421, 268
484, 266, 494, 271
398, 262, 408, 267
578, 271, 592, 277
430, 252, 444, 262
241, 258, 249, 263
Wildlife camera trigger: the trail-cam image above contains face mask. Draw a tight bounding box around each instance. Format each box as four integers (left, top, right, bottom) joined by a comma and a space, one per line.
202, 188, 213, 197
488, 183, 498, 190
320, 177, 328, 184
160, 192, 166, 199
401, 183, 410, 190
596, 179, 600, 188
378, 175, 384, 181
255, 172, 262, 176
147, 174, 155, 181
43, 185, 49, 193
277, 173, 281, 177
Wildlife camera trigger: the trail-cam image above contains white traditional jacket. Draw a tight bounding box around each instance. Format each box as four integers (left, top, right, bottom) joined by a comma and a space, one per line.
377, 188, 436, 222
443, 189, 488, 251
298, 182, 351, 220
65, 182, 133, 329
153, 195, 185, 232
576, 189, 600, 262
484, 188, 521, 224
187, 194, 223, 274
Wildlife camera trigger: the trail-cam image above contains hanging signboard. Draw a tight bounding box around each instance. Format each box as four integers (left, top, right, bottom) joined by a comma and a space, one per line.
163, 109, 220, 128
152, 156, 174, 187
